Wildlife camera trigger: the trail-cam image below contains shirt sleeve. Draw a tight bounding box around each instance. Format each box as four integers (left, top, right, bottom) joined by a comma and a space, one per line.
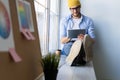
87, 19, 95, 39
60, 18, 67, 39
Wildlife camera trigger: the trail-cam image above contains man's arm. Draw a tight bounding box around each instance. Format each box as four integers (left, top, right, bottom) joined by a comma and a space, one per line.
60, 18, 70, 44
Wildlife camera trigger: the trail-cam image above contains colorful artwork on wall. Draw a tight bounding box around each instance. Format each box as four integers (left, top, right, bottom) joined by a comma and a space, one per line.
0, 0, 14, 51
16, 0, 34, 32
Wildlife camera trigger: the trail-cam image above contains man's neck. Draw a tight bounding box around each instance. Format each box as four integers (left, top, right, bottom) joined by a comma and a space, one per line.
72, 13, 81, 19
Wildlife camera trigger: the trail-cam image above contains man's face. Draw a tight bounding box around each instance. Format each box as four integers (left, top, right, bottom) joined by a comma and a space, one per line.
70, 6, 80, 18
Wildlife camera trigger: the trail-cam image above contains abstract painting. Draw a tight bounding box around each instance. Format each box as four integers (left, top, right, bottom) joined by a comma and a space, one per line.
0, 0, 14, 51
16, 0, 34, 32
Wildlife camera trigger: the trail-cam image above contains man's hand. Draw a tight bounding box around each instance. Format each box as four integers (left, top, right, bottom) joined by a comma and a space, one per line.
77, 34, 84, 40
61, 37, 71, 44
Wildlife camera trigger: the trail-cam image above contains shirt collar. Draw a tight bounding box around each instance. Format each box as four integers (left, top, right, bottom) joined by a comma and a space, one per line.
68, 14, 84, 21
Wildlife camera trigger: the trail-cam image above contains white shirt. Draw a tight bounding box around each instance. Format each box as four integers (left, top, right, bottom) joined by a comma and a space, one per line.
71, 16, 83, 40
72, 16, 82, 29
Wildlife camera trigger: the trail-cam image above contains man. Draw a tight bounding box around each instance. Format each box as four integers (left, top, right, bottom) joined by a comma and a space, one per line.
60, 0, 95, 66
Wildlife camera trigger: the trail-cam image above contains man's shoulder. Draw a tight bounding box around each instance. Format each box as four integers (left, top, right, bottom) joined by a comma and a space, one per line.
61, 14, 72, 22
82, 14, 93, 21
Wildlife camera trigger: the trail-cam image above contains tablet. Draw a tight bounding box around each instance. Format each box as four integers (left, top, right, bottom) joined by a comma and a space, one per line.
68, 29, 85, 38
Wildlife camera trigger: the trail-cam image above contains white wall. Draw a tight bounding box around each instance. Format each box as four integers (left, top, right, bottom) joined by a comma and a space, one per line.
60, 0, 120, 80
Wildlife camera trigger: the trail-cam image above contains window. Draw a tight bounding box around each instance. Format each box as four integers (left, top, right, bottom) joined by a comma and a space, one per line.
49, 0, 60, 52
34, 0, 60, 55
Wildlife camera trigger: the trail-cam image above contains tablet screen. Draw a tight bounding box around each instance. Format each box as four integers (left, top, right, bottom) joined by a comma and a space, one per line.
68, 29, 85, 38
